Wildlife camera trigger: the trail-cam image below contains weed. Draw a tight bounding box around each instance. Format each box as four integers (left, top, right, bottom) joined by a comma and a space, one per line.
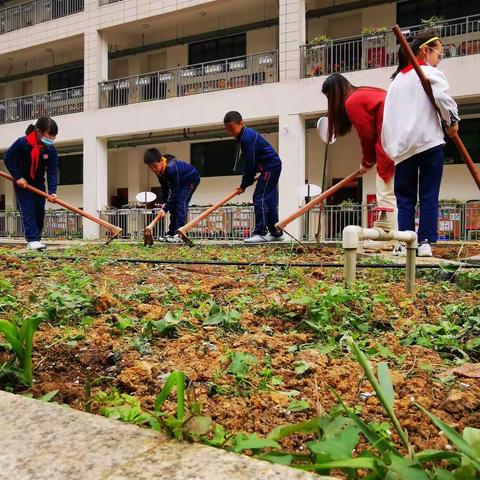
0, 313, 43, 386
203, 304, 243, 332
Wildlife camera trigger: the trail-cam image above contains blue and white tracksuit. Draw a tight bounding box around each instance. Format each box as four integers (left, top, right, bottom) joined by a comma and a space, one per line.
4, 137, 58, 242
158, 156, 200, 235
237, 127, 282, 236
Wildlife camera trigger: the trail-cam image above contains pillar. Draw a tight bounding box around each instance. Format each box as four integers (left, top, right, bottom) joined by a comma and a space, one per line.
83, 135, 108, 239
278, 113, 306, 239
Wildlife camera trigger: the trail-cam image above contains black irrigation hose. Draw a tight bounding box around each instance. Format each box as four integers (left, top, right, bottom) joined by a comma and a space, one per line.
15, 254, 480, 269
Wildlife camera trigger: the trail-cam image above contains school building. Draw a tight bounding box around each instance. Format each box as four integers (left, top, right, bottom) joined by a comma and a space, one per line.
0, 0, 479, 239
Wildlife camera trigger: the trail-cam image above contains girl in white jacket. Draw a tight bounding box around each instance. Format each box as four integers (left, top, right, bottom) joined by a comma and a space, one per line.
382, 31, 459, 257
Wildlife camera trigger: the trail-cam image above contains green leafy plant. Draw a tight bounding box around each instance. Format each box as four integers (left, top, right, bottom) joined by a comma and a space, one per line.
144, 310, 193, 338
309, 35, 330, 45
421, 16, 445, 28
362, 26, 388, 37
203, 304, 243, 331
0, 313, 43, 386
42, 284, 94, 324
0, 279, 18, 312
402, 303, 480, 361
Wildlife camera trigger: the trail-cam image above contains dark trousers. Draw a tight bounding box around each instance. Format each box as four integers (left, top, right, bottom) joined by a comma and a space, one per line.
15, 184, 46, 242
394, 145, 444, 243
168, 178, 200, 235
252, 169, 281, 236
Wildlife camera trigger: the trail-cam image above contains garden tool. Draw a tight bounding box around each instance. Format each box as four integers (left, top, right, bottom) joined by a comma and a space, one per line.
0, 170, 122, 244
177, 188, 242, 246
143, 209, 166, 246
392, 25, 480, 191
276, 169, 364, 237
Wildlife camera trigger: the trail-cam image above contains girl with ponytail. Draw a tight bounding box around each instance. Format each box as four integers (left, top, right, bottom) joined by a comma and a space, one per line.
382, 31, 459, 257
3, 117, 59, 250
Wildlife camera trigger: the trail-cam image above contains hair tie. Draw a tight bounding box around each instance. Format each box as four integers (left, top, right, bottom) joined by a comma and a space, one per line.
419, 36, 440, 49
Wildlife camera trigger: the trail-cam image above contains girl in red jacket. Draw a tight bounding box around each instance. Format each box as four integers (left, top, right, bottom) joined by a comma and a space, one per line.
322, 73, 396, 249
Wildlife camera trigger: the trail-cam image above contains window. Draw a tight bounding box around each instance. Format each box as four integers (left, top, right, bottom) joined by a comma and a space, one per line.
191, 140, 243, 177
48, 67, 84, 92
189, 34, 246, 64
444, 118, 480, 165
397, 0, 479, 26
58, 154, 83, 185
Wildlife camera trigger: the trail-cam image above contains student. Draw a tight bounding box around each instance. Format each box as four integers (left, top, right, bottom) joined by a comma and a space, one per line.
4, 117, 58, 251
223, 111, 283, 243
382, 31, 459, 257
143, 148, 200, 243
321, 73, 396, 250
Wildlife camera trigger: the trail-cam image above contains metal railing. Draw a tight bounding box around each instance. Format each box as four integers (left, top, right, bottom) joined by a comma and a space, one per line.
98, 206, 256, 240
301, 14, 480, 77
1, 201, 478, 242
0, 209, 82, 238
0, 86, 83, 125
99, 51, 278, 108
0, 0, 84, 35
303, 201, 480, 242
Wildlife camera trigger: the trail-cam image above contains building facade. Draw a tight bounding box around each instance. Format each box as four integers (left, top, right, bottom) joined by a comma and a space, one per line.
0, 0, 479, 238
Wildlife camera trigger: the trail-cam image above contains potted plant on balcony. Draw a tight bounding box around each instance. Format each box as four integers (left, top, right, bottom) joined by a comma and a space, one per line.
421, 16, 446, 33
309, 35, 331, 46
306, 35, 330, 77
362, 26, 388, 39
339, 199, 356, 211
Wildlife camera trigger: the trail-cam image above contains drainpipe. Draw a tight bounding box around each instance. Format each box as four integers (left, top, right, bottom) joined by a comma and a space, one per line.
342, 208, 418, 293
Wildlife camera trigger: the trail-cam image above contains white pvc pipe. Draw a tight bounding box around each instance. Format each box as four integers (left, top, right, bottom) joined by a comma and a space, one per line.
342, 225, 418, 292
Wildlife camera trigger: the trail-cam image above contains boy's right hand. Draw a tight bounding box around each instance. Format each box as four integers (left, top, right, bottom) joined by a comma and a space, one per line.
16, 178, 28, 188
235, 187, 245, 194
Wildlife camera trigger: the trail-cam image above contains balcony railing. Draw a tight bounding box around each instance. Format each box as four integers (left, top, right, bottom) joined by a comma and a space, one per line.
301, 14, 480, 78
0, 86, 83, 125
99, 51, 278, 108
0, 0, 84, 35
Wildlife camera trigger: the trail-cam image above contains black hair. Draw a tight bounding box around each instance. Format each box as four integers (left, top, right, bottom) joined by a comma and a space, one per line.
391, 30, 442, 80
224, 111, 243, 124
321, 73, 356, 139
25, 117, 58, 136
144, 147, 163, 164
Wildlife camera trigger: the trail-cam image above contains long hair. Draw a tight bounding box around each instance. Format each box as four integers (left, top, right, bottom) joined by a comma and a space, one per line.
391, 29, 442, 79
321, 73, 357, 141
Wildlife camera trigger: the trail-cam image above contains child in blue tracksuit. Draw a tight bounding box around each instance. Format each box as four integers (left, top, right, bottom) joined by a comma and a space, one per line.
144, 148, 200, 243
224, 111, 283, 243
4, 117, 59, 250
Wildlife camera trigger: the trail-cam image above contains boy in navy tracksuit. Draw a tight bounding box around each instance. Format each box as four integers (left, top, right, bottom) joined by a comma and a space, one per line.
4, 117, 59, 250
143, 148, 200, 243
224, 111, 283, 243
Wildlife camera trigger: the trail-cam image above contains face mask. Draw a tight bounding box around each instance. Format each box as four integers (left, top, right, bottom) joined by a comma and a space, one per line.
41, 137, 54, 147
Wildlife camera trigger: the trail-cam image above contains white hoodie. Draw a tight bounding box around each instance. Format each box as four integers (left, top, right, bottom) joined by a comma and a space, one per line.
381, 64, 459, 165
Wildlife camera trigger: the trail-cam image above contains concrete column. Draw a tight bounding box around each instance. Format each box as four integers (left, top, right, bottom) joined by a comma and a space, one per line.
278, 113, 306, 239
127, 150, 142, 202
84, 29, 108, 112
83, 135, 108, 239
279, 0, 306, 82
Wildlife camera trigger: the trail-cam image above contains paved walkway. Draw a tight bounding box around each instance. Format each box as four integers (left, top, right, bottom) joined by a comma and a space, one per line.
0, 391, 335, 480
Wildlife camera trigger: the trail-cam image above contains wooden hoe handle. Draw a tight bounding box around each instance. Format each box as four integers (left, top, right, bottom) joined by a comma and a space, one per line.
276, 169, 363, 231
0, 170, 122, 235
392, 25, 480, 191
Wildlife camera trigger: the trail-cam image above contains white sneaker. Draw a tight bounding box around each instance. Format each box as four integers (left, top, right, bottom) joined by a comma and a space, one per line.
166, 234, 183, 244
393, 242, 406, 256
159, 235, 173, 243
265, 233, 285, 242
417, 240, 433, 257
244, 235, 267, 244
27, 241, 47, 251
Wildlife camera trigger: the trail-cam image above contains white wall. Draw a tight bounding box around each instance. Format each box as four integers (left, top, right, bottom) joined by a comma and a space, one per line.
106, 132, 279, 207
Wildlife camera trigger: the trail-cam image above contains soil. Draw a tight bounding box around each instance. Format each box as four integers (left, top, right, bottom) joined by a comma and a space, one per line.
1, 242, 479, 475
